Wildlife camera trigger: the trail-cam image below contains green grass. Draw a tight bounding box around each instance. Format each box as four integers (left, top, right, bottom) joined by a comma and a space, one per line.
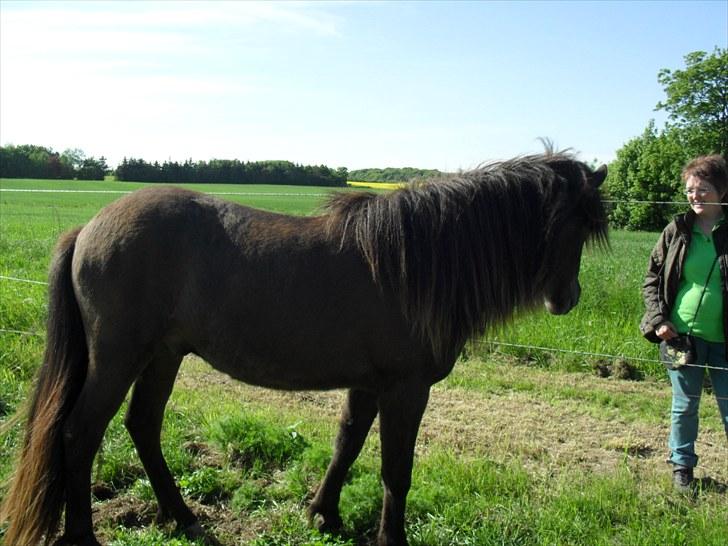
1, 178, 726, 545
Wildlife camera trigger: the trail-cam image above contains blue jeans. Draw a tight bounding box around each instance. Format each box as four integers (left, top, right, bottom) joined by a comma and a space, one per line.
667, 337, 728, 468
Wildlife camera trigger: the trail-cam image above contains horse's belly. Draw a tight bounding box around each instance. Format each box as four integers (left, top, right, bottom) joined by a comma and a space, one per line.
200, 345, 379, 392
191, 311, 419, 392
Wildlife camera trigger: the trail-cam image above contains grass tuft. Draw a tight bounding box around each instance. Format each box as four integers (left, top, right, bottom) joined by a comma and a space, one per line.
208, 412, 309, 471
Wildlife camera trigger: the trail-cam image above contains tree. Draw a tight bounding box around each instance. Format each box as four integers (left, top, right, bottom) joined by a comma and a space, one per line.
61, 148, 85, 172
656, 47, 728, 158
0, 144, 67, 178
606, 122, 694, 230
76, 156, 108, 180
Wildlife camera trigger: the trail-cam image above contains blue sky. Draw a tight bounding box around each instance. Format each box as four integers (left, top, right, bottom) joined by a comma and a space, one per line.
1, 1, 726, 171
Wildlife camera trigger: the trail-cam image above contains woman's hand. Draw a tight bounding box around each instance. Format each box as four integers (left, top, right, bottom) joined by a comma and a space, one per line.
655, 322, 678, 340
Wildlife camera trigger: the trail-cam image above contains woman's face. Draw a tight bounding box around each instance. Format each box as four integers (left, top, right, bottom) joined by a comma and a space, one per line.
685, 175, 723, 218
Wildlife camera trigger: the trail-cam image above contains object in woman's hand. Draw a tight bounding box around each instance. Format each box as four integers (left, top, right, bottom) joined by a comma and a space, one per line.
659, 335, 696, 370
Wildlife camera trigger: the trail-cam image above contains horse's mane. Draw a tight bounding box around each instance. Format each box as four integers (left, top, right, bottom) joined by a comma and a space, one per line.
325, 150, 608, 358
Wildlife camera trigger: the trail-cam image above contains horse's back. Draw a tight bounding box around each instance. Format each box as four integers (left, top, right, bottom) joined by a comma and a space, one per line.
71, 186, 309, 333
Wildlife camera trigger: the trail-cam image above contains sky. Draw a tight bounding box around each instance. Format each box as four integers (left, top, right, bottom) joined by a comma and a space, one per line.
0, 1, 726, 172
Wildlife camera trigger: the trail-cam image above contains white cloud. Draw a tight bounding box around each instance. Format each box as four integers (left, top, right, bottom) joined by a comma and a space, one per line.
2, 1, 335, 162
1, 1, 341, 49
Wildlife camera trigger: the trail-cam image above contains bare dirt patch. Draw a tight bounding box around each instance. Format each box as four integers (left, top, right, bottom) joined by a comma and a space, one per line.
93, 492, 264, 545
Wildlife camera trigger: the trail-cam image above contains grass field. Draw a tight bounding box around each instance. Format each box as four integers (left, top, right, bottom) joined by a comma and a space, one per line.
1, 178, 727, 545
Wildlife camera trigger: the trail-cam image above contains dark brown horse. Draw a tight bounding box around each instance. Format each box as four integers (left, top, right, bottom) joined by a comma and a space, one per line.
1, 151, 608, 546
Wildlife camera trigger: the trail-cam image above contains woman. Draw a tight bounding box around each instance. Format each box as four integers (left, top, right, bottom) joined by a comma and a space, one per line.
640, 154, 728, 492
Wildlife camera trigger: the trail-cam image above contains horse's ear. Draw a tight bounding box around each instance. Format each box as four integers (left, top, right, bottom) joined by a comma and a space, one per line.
590, 164, 607, 187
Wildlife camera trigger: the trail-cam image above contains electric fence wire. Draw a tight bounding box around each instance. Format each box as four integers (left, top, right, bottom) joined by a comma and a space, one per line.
0, 187, 724, 206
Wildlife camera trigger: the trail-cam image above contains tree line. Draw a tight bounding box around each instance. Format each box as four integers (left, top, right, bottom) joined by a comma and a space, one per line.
116, 158, 348, 186
0, 145, 439, 187
0, 147, 349, 187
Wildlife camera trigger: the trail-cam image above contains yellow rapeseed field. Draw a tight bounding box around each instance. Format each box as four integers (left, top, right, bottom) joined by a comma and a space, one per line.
347, 181, 405, 190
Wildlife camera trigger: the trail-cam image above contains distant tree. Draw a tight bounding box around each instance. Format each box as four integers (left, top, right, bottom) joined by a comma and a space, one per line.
116, 157, 160, 182
76, 156, 108, 180
61, 148, 85, 174
0, 144, 72, 178
0, 145, 34, 178
656, 47, 728, 158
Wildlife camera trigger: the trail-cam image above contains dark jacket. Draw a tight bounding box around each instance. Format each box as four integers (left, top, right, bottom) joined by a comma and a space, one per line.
640, 208, 728, 359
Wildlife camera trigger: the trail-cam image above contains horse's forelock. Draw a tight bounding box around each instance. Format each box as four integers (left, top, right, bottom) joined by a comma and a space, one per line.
550, 158, 610, 249
535, 153, 609, 248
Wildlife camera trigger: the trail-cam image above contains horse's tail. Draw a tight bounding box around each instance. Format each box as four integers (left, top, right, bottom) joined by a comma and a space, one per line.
1, 227, 88, 546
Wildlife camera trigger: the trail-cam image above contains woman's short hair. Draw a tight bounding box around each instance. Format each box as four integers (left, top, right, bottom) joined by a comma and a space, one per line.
682, 154, 728, 200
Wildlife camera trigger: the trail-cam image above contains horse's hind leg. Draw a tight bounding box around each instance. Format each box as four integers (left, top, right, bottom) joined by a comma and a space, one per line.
376, 381, 430, 546
308, 388, 378, 531
124, 347, 198, 532
60, 354, 142, 545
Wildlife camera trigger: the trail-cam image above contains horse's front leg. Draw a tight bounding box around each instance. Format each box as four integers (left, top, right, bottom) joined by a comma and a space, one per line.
309, 388, 378, 531
376, 381, 430, 546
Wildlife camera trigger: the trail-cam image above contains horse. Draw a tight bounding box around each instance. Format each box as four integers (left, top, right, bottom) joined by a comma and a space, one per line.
0, 150, 608, 546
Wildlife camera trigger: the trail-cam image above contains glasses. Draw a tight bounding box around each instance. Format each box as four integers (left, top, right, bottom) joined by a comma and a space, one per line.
685, 188, 715, 197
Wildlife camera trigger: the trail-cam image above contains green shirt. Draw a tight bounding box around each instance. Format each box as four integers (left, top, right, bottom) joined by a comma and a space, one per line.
670, 220, 724, 342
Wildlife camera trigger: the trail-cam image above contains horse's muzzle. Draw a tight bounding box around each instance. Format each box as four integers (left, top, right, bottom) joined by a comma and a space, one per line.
544, 282, 580, 315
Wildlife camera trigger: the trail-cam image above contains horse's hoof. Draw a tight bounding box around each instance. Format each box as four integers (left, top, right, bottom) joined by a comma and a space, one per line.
179, 522, 224, 546
309, 510, 343, 533
154, 507, 174, 525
